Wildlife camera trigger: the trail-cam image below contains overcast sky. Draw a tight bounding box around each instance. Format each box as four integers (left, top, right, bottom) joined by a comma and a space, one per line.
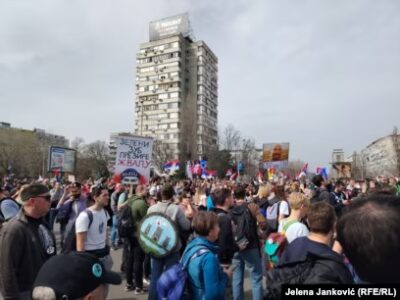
1, 0, 399, 169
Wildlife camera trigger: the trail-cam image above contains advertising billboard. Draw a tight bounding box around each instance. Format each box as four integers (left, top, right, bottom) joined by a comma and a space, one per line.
48, 146, 76, 173
149, 13, 190, 41
332, 162, 352, 178
262, 143, 290, 169
114, 135, 154, 184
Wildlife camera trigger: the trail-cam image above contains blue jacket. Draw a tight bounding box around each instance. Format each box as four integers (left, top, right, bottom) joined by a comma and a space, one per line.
182, 237, 227, 300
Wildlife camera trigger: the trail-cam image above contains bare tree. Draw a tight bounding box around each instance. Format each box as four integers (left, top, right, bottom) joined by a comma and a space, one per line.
283, 160, 307, 178
0, 128, 42, 178
71, 137, 85, 153
241, 138, 258, 176
221, 124, 241, 152
152, 140, 171, 172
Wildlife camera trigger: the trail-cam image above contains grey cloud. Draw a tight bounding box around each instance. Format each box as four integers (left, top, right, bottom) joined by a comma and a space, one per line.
0, 0, 399, 170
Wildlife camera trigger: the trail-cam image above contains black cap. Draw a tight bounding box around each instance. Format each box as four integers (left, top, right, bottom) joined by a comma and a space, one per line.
33, 252, 121, 299
20, 184, 50, 202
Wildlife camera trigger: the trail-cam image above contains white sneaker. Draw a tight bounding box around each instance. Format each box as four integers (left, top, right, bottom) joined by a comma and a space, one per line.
143, 278, 150, 287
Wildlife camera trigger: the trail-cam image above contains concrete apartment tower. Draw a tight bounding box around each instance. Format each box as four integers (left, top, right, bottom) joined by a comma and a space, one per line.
134, 13, 218, 162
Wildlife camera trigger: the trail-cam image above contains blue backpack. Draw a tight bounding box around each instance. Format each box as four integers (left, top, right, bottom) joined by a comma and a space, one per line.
157, 247, 209, 300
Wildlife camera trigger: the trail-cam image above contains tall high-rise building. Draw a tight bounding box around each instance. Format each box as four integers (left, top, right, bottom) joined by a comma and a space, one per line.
134, 13, 218, 161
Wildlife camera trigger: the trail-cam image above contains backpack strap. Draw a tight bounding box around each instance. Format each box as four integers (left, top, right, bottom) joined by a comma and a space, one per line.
182, 247, 210, 269
282, 219, 299, 233
85, 209, 94, 229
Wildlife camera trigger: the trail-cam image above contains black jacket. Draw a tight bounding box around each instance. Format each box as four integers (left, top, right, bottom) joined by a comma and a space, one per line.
264, 252, 353, 299
211, 207, 239, 264
229, 204, 259, 251
0, 210, 56, 299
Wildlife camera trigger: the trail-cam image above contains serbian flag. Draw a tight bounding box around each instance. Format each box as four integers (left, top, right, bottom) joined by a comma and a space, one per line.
208, 170, 217, 178
230, 172, 238, 181
193, 163, 202, 175
316, 167, 328, 180
164, 160, 180, 173
297, 163, 308, 179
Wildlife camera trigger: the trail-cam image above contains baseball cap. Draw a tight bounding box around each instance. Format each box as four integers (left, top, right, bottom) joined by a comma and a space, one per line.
33, 252, 121, 299
20, 184, 50, 202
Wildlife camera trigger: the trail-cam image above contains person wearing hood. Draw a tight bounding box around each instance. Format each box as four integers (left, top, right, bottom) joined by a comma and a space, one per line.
264, 202, 353, 299
181, 211, 230, 300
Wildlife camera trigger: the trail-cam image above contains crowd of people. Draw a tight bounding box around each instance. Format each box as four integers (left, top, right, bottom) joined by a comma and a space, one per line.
0, 173, 400, 299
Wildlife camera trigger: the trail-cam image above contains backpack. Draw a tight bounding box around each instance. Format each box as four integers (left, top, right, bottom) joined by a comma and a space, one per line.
230, 205, 255, 250
118, 203, 135, 239
139, 211, 180, 258
62, 209, 93, 253
264, 220, 298, 268
56, 201, 73, 225
157, 247, 209, 300
266, 199, 282, 233
0, 198, 21, 223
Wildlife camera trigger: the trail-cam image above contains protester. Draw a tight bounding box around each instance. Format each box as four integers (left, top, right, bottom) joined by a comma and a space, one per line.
230, 185, 265, 300
0, 187, 20, 224
57, 182, 87, 248
146, 184, 191, 300
182, 211, 230, 300
32, 252, 121, 300
110, 183, 125, 249
337, 194, 400, 283
310, 174, 336, 206
118, 185, 148, 294
75, 186, 112, 271
0, 183, 56, 300
264, 202, 353, 299
277, 192, 310, 243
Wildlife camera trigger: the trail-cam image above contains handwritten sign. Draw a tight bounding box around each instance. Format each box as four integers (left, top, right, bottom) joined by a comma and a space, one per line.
114, 136, 153, 184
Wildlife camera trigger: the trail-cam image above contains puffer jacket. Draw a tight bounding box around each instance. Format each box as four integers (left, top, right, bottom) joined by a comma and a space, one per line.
182, 236, 228, 300
264, 252, 353, 299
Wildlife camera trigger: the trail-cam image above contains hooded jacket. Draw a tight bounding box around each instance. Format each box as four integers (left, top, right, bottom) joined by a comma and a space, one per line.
182, 237, 228, 300
264, 237, 353, 299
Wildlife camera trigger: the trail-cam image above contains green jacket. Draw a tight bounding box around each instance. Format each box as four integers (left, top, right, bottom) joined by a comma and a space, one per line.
127, 195, 148, 237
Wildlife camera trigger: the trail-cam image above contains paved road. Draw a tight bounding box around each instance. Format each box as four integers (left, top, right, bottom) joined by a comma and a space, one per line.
107, 247, 257, 300
53, 224, 257, 300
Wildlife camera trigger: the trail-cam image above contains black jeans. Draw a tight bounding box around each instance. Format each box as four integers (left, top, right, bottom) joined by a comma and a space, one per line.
124, 237, 145, 288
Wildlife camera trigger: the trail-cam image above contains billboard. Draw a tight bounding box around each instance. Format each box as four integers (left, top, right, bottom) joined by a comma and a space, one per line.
48, 146, 76, 173
114, 135, 153, 184
149, 13, 190, 41
262, 143, 290, 169
332, 162, 352, 178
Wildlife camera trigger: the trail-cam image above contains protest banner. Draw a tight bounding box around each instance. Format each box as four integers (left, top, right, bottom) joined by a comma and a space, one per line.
263, 143, 290, 169
114, 135, 153, 185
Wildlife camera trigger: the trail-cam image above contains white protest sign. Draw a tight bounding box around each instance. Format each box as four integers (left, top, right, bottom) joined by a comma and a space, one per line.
114, 136, 153, 184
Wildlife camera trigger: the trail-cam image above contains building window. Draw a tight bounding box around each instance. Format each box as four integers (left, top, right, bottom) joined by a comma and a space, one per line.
170, 92, 179, 98
169, 112, 179, 119
159, 93, 168, 99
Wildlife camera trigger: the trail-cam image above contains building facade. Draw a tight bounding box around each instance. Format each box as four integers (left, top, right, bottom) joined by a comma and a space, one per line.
134, 14, 218, 161
361, 134, 400, 177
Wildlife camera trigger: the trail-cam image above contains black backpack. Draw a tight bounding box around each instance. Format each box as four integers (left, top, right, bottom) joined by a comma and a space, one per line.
62, 209, 93, 253
118, 203, 135, 239
230, 205, 255, 250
